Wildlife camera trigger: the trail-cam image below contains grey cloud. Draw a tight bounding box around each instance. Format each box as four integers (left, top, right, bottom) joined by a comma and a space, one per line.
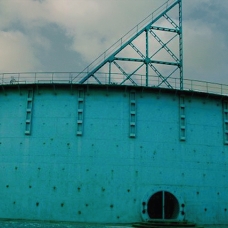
0, 30, 41, 72
0, 0, 228, 85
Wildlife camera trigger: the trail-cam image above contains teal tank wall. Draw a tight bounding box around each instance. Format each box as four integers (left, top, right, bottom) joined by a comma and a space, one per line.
0, 84, 228, 225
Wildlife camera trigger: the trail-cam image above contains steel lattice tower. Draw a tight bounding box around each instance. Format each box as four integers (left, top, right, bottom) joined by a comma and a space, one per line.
73, 0, 183, 90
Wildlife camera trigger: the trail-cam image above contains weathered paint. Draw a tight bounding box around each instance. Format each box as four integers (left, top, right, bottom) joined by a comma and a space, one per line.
0, 84, 227, 225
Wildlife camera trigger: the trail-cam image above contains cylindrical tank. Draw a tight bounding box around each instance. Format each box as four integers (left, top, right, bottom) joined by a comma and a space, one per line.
0, 83, 228, 225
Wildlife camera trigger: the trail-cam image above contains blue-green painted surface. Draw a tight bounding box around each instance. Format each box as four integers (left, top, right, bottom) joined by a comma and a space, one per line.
0, 85, 227, 226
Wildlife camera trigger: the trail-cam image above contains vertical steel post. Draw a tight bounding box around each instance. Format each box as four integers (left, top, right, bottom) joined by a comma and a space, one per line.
179, 0, 183, 90
146, 29, 149, 87
109, 61, 112, 84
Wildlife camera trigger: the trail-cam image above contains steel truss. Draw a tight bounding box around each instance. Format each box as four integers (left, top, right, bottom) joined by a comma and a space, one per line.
74, 0, 183, 89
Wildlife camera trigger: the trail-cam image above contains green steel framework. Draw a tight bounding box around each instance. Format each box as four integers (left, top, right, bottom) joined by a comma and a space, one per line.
73, 0, 183, 90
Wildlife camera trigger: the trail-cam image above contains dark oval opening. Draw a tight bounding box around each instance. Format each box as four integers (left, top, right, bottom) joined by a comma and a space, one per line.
147, 191, 179, 219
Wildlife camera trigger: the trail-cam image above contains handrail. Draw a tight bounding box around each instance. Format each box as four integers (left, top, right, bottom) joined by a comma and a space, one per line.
0, 71, 228, 97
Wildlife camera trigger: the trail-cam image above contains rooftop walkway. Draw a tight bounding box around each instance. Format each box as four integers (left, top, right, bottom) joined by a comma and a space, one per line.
1, 72, 228, 97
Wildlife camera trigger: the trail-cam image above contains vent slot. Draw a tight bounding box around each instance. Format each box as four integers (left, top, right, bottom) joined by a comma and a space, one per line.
223, 100, 228, 145
77, 89, 85, 136
129, 91, 136, 138
25, 89, 34, 135
179, 95, 186, 141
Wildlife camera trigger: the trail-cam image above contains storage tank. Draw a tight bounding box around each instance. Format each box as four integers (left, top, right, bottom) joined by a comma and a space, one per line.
1, 82, 228, 226
0, 0, 227, 227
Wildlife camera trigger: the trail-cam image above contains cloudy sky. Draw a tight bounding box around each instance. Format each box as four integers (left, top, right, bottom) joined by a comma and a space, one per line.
0, 0, 227, 85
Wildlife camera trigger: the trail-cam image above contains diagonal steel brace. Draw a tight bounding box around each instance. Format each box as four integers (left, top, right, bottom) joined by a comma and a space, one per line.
129, 42, 173, 88
113, 61, 138, 86
149, 30, 179, 63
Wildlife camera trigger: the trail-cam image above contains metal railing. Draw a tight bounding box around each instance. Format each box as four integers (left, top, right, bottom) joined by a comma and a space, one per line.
1, 72, 228, 96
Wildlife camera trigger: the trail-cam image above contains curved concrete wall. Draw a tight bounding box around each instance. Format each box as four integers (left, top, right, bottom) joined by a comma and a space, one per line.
0, 84, 227, 225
